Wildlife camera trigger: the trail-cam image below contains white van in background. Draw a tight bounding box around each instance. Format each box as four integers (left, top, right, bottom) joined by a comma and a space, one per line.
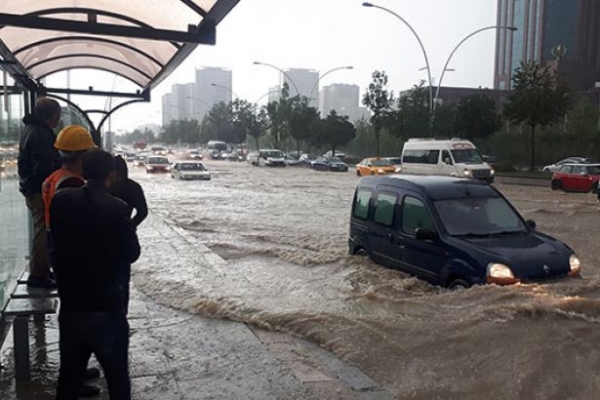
247, 149, 286, 167
400, 138, 494, 183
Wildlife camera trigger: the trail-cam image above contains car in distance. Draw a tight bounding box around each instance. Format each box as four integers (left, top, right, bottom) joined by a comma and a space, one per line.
247, 149, 286, 167
384, 157, 402, 169
551, 163, 600, 193
348, 175, 581, 289
310, 156, 348, 172
145, 156, 170, 173
133, 155, 147, 167
324, 150, 346, 158
356, 157, 399, 176
189, 149, 203, 160
542, 157, 598, 173
171, 162, 211, 180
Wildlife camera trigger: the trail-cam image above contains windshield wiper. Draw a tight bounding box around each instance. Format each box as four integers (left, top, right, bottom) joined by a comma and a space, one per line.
490, 230, 528, 236
453, 233, 495, 238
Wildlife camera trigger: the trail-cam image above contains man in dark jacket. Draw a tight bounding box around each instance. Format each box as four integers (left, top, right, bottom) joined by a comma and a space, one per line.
18, 97, 62, 288
51, 149, 140, 400
111, 155, 147, 314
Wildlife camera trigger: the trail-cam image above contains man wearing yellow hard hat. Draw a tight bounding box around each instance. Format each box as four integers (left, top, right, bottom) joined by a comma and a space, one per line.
42, 125, 97, 231
42, 125, 101, 398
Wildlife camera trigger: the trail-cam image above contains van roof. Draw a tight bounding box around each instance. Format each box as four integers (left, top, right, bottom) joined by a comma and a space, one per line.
357, 175, 498, 200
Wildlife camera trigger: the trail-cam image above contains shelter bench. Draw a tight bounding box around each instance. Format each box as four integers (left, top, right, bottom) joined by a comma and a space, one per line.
2, 270, 59, 380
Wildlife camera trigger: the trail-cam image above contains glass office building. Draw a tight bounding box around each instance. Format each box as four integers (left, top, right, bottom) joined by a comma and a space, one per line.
495, 0, 600, 91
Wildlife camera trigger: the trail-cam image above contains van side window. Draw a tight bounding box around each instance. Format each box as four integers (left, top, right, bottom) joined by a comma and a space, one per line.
441, 150, 452, 164
353, 189, 372, 220
403, 149, 440, 164
374, 192, 397, 227
426, 150, 439, 164
401, 196, 433, 235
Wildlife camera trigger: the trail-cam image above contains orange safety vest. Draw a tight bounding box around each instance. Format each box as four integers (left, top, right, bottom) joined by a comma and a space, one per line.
42, 168, 84, 229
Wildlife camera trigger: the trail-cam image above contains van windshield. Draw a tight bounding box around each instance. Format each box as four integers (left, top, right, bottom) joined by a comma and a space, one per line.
434, 196, 526, 236
451, 149, 483, 164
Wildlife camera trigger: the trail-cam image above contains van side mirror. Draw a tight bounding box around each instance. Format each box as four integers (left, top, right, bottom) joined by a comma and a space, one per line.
444, 157, 453, 165
526, 219, 536, 230
415, 228, 438, 241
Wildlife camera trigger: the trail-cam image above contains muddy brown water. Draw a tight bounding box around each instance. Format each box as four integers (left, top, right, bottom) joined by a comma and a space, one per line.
133, 160, 600, 400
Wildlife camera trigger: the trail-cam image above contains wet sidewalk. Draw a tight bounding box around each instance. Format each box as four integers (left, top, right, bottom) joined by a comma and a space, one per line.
0, 212, 393, 399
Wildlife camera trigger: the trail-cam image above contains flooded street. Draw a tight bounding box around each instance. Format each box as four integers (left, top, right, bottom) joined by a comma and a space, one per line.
132, 160, 600, 400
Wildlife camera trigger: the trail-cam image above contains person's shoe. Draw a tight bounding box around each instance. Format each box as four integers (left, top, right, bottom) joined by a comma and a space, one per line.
26, 276, 57, 289
79, 384, 100, 398
84, 367, 100, 380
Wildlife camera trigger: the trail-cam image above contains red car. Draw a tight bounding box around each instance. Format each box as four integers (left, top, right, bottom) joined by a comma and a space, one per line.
551, 163, 600, 193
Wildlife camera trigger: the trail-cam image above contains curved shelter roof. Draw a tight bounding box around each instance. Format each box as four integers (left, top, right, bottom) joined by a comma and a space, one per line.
0, 0, 239, 97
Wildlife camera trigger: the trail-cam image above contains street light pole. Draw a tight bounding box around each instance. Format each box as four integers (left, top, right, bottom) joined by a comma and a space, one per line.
433, 25, 517, 116
253, 61, 300, 97
308, 65, 353, 106
210, 83, 240, 101
362, 2, 433, 124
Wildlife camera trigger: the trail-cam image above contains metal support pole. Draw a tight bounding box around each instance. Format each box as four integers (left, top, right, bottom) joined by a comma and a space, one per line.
13, 316, 30, 380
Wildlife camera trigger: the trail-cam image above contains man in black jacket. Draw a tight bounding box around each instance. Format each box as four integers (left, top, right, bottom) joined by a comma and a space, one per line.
18, 98, 62, 288
51, 149, 140, 400
111, 155, 147, 314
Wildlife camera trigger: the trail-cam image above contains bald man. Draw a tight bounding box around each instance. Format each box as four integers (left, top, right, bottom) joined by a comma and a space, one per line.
18, 97, 62, 288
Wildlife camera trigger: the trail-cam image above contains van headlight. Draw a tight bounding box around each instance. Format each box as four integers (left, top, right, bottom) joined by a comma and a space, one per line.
487, 263, 514, 279
487, 263, 520, 284
569, 254, 581, 276
463, 169, 472, 176
395, 167, 402, 173
378, 168, 384, 173
490, 169, 495, 176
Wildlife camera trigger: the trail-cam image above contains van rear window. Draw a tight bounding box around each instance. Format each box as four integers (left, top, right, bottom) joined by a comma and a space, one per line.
353, 189, 372, 220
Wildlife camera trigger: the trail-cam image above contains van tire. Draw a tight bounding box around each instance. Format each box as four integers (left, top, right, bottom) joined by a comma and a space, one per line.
370, 171, 375, 175
356, 170, 361, 177
448, 278, 470, 290
551, 180, 562, 191
356, 248, 368, 257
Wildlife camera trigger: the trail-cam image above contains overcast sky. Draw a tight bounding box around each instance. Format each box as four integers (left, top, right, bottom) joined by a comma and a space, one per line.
46, 0, 498, 133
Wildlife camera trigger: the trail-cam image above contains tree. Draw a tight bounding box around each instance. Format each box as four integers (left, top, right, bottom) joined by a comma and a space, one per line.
363, 71, 394, 156
289, 97, 320, 154
246, 107, 269, 151
504, 61, 570, 171
266, 83, 295, 148
453, 94, 500, 141
387, 83, 430, 140
320, 111, 356, 154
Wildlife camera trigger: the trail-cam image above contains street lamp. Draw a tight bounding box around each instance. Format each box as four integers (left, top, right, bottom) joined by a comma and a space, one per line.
254, 89, 281, 105
433, 26, 517, 115
210, 83, 240, 100
308, 65, 353, 105
253, 61, 300, 97
362, 2, 434, 124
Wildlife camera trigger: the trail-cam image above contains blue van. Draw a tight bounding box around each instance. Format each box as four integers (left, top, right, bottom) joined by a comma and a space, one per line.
348, 175, 581, 289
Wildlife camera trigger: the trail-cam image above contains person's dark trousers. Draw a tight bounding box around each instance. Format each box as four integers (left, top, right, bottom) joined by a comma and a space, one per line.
117, 262, 131, 314
25, 194, 50, 278
56, 311, 131, 400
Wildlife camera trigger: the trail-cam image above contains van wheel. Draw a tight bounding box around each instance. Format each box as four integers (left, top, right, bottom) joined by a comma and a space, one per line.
551, 180, 562, 191
356, 170, 361, 177
370, 171, 375, 175
356, 248, 368, 257
448, 279, 470, 290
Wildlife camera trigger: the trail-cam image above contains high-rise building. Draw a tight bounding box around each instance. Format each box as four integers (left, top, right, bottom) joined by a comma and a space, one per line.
319, 84, 369, 123
170, 83, 195, 121
194, 67, 232, 121
282, 68, 319, 107
495, 0, 600, 91
161, 93, 173, 125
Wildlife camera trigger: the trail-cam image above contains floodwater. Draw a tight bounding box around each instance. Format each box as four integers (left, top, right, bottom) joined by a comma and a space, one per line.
132, 159, 600, 400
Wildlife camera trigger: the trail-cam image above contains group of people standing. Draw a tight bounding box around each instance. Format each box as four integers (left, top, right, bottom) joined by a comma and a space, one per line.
17, 98, 147, 399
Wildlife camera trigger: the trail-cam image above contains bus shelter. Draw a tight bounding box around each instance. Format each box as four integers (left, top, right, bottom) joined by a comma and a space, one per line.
0, 0, 240, 317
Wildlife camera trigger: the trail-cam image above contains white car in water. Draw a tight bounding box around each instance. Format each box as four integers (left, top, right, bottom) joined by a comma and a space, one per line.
171, 161, 211, 180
